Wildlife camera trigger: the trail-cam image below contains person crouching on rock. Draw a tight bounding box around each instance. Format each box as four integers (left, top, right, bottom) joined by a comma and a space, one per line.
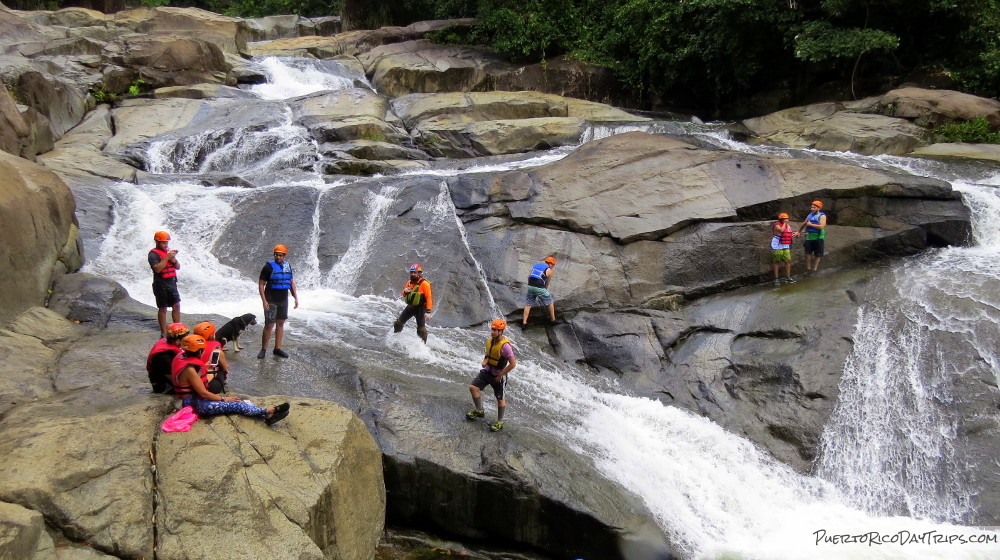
172, 334, 290, 425
467, 319, 517, 432
521, 256, 558, 329
393, 263, 433, 343
147, 322, 189, 394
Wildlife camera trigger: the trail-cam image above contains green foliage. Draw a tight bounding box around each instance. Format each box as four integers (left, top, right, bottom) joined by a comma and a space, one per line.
793, 21, 899, 63
139, 0, 173, 7
90, 86, 119, 105
222, 0, 342, 18
425, 25, 471, 46
930, 118, 1000, 143
473, 0, 581, 61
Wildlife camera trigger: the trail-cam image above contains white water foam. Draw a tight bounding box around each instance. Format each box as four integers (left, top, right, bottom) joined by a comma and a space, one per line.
250, 56, 371, 100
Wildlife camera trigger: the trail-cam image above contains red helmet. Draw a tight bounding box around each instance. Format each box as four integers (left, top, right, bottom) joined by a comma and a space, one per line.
544, 256, 556, 266
180, 334, 207, 353
193, 321, 216, 339
154, 231, 171, 242
491, 319, 507, 330
273, 244, 288, 255
409, 264, 422, 273
166, 323, 189, 339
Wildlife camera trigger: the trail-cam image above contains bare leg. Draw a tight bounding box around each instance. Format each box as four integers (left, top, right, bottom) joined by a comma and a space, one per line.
773, 262, 780, 279
157, 308, 168, 334
274, 319, 286, 349
261, 322, 275, 350
785, 260, 792, 278
546, 302, 556, 322
812, 257, 822, 272
171, 304, 181, 325
521, 305, 531, 325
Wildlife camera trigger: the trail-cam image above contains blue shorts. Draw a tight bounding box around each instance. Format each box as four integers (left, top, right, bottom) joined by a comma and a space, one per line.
526, 286, 553, 306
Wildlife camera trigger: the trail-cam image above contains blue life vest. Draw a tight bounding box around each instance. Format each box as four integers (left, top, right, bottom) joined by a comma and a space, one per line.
527, 262, 550, 288
267, 260, 293, 290
805, 212, 825, 233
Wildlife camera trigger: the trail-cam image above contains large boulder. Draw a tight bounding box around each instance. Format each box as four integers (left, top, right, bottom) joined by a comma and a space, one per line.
0, 305, 386, 560
877, 86, 1000, 129
38, 104, 137, 182
360, 40, 513, 97
0, 151, 82, 328
117, 34, 231, 87
0, 501, 54, 560
110, 6, 252, 56
0, 81, 33, 158
743, 101, 928, 155
289, 88, 409, 144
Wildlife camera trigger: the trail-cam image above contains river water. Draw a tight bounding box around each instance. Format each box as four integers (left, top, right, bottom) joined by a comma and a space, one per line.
81, 57, 1000, 559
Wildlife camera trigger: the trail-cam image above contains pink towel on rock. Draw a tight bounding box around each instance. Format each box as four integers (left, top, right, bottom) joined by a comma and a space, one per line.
161, 406, 199, 432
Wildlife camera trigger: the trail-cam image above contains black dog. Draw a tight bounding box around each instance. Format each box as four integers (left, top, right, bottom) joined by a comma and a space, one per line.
216, 313, 257, 352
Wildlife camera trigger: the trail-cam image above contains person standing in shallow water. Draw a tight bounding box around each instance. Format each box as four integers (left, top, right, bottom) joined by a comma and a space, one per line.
771, 212, 798, 285
149, 230, 181, 337
467, 319, 517, 432
258, 244, 299, 359
798, 200, 827, 273
393, 263, 433, 343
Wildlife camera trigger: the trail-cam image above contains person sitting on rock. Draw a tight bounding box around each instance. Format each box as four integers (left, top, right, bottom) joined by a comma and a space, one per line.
146, 322, 188, 393
467, 319, 517, 432
172, 334, 290, 425
193, 321, 230, 392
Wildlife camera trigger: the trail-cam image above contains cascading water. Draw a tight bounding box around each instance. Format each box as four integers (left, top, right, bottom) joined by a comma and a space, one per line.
82, 57, 1000, 559
817, 181, 1000, 523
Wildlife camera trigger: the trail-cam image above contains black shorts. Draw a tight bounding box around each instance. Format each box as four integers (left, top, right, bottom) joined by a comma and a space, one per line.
803, 238, 825, 257
471, 368, 507, 400
264, 301, 289, 324
152, 280, 180, 308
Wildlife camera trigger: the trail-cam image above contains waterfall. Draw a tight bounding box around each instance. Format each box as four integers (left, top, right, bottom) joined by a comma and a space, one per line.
818, 182, 1000, 523
250, 56, 373, 100
80, 54, 1000, 559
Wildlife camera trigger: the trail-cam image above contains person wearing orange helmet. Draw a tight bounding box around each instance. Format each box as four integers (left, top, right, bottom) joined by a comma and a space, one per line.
797, 200, 827, 273
771, 212, 798, 286
146, 322, 189, 393
392, 263, 433, 343
467, 319, 517, 432
258, 244, 299, 359
149, 230, 181, 338
194, 321, 230, 386
521, 256, 559, 329
172, 334, 290, 425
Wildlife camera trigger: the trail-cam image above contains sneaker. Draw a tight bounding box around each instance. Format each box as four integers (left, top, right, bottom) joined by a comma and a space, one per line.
466, 409, 485, 420
518, 322, 527, 330
489, 420, 504, 432
273, 348, 289, 358
257, 349, 266, 359
773, 278, 781, 286
784, 276, 796, 284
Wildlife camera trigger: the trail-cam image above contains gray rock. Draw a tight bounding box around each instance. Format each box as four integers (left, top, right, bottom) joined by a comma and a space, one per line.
0, 501, 55, 560
743, 102, 928, 155
879, 86, 1000, 129
47, 273, 128, 329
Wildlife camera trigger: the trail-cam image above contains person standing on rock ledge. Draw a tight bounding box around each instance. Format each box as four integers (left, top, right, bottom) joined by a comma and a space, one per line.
521, 256, 559, 329
771, 213, 798, 285
467, 319, 517, 432
149, 231, 181, 338
393, 263, 433, 343
258, 244, 299, 360
798, 200, 827, 273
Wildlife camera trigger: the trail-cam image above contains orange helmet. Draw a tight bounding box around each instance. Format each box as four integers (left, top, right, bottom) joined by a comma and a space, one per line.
180, 334, 207, 353
193, 321, 215, 339
273, 244, 288, 255
154, 231, 171, 242
166, 322, 189, 339
777, 213, 789, 219
544, 256, 556, 266
491, 319, 507, 330
811, 200, 823, 209
409, 264, 422, 273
